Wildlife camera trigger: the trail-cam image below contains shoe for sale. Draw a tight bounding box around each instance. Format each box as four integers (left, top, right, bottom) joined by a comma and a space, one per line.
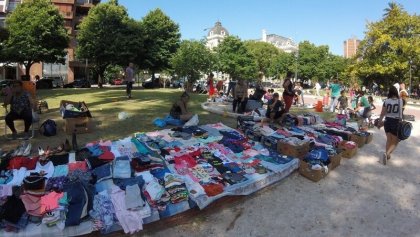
22, 143, 32, 157
38, 147, 45, 156
382, 152, 387, 165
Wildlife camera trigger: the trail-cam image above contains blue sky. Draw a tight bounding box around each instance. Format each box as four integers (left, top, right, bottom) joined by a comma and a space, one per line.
109, 0, 419, 56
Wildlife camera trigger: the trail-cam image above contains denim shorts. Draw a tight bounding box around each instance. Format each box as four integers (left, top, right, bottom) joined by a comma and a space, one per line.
93, 163, 113, 183
112, 156, 131, 179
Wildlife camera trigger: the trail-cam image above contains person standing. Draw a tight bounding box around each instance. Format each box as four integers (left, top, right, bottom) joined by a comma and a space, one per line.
377, 86, 403, 165
227, 78, 237, 97
314, 82, 321, 97
399, 83, 408, 115
3, 81, 34, 139
125, 63, 135, 99
232, 79, 248, 113
282, 72, 295, 113
329, 79, 341, 112
207, 73, 215, 99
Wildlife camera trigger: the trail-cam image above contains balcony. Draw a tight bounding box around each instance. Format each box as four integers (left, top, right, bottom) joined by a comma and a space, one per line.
61, 11, 74, 19
75, 0, 100, 7
51, 0, 75, 4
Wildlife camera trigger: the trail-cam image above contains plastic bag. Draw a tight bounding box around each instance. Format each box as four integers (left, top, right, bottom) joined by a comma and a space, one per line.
118, 112, 129, 120
184, 114, 199, 127
153, 118, 167, 128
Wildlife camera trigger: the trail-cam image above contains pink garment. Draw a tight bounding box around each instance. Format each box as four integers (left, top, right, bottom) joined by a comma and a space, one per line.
109, 186, 144, 234
21, 193, 43, 216
0, 185, 13, 198
40, 191, 64, 214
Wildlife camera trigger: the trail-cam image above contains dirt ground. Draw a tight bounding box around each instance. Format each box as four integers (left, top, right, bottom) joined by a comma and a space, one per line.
135, 120, 420, 237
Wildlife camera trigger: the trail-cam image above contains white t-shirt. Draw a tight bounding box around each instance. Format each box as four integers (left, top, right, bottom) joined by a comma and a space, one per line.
383, 98, 402, 119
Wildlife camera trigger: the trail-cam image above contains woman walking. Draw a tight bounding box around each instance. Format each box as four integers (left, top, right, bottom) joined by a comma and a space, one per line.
377, 86, 403, 165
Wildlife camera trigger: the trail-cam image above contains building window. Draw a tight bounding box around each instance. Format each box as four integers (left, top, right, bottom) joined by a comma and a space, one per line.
221, 31, 225, 35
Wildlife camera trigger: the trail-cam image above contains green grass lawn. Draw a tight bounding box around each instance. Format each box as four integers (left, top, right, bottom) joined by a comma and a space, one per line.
0, 87, 335, 151
1, 88, 236, 151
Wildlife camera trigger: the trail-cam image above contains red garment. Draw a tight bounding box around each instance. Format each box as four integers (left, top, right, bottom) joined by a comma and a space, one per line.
202, 183, 224, 197
208, 79, 215, 96
174, 155, 197, 168
68, 161, 88, 172
283, 95, 294, 113
20, 193, 43, 217
7, 157, 39, 170
40, 191, 64, 214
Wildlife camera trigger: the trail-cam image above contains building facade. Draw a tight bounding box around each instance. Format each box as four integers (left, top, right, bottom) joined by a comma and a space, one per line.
205, 21, 229, 50
261, 29, 298, 53
32, 0, 100, 83
0, 0, 99, 82
343, 37, 360, 58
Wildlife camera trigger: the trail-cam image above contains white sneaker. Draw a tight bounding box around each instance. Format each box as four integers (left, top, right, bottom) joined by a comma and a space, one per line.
382, 152, 387, 165
22, 143, 32, 157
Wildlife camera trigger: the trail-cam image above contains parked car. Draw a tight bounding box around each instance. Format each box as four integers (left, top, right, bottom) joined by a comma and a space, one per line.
142, 77, 168, 89
64, 78, 91, 88
111, 78, 124, 85
36, 79, 53, 89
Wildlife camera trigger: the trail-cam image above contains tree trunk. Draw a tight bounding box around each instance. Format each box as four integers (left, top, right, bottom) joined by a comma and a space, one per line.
24, 62, 33, 81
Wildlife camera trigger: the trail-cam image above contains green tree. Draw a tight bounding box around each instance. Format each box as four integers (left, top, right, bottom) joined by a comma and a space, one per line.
4, 0, 69, 77
244, 41, 280, 77
77, 0, 142, 86
140, 8, 181, 79
355, 2, 420, 87
216, 36, 258, 80
268, 51, 294, 79
104, 64, 123, 84
171, 40, 215, 91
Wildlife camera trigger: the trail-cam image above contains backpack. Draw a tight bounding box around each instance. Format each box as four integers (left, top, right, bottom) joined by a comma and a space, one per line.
40, 119, 57, 137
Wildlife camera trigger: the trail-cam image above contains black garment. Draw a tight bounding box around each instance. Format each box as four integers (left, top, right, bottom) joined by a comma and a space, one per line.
170, 101, 185, 119
282, 79, 294, 96
0, 195, 26, 224
384, 117, 399, 136
5, 109, 32, 133
227, 81, 237, 96
250, 84, 266, 101
126, 81, 133, 97
233, 97, 248, 113
266, 99, 285, 119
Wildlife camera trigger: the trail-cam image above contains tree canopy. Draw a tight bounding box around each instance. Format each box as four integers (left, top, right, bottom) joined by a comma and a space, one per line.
244, 41, 280, 77
171, 40, 215, 91
76, 0, 142, 86
140, 8, 181, 75
354, 2, 420, 87
216, 36, 258, 80
4, 0, 69, 77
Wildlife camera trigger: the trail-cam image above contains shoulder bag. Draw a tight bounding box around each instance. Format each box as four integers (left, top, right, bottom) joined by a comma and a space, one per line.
397, 99, 412, 141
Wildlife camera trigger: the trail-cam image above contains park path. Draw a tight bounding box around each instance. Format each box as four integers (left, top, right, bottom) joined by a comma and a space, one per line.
137, 121, 420, 237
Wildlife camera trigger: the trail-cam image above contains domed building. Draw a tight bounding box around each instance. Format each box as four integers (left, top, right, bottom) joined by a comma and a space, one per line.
206, 21, 229, 49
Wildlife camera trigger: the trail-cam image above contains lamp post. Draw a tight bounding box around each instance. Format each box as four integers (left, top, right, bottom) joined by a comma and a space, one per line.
409, 58, 412, 96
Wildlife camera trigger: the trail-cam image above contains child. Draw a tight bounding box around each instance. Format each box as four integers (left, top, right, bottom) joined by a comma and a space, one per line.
262, 93, 286, 125
368, 96, 376, 111
337, 90, 348, 114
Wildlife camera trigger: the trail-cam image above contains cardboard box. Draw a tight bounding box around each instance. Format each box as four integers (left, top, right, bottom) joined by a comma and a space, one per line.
299, 160, 329, 182
60, 100, 92, 119
365, 133, 373, 144
329, 153, 342, 170
64, 117, 94, 134
350, 134, 366, 148
338, 141, 358, 158
277, 141, 310, 159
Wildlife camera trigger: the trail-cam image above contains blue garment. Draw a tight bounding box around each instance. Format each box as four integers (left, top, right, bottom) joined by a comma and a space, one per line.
93, 163, 113, 183
64, 180, 88, 226
113, 175, 145, 191
150, 167, 171, 180
53, 165, 69, 177
112, 156, 131, 179
89, 192, 118, 234
219, 130, 244, 140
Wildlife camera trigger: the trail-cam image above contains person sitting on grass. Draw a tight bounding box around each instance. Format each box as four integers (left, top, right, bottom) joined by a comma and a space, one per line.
262, 93, 286, 125
3, 81, 35, 139
170, 92, 193, 122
